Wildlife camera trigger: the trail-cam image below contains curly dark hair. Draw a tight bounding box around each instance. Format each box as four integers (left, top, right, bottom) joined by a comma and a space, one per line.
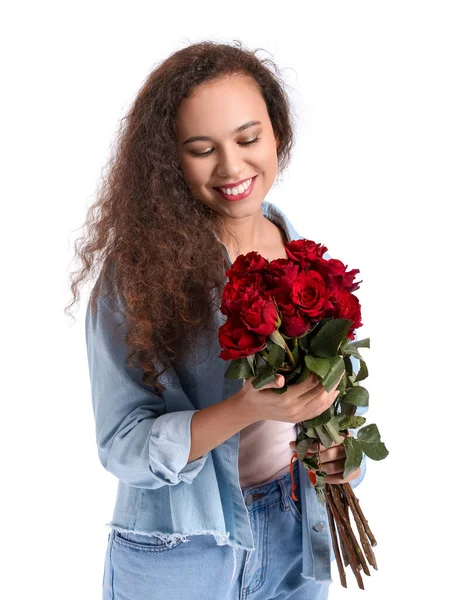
65, 40, 296, 395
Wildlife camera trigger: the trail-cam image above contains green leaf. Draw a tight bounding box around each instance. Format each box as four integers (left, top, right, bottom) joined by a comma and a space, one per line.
342, 346, 364, 361
344, 385, 369, 407
357, 423, 381, 443
342, 437, 363, 479
323, 416, 343, 444
295, 364, 312, 384
287, 362, 303, 381
298, 334, 312, 354
340, 400, 357, 417
336, 372, 347, 395
251, 362, 276, 389
267, 343, 285, 369
314, 425, 334, 448
321, 356, 345, 392
340, 338, 351, 353
348, 338, 370, 350
355, 359, 368, 382
245, 354, 255, 375
306, 406, 334, 428
304, 355, 330, 379
224, 358, 253, 379
295, 438, 314, 460
337, 414, 367, 429
357, 424, 389, 460
314, 484, 327, 505
270, 329, 286, 349
360, 441, 389, 460
344, 356, 354, 376
311, 319, 353, 358
255, 352, 268, 369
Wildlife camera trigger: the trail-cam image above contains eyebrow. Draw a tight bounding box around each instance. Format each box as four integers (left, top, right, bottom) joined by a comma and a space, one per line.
182, 120, 262, 145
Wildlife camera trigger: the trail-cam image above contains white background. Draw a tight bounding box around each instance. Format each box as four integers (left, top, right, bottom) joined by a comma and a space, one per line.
1, 1, 474, 598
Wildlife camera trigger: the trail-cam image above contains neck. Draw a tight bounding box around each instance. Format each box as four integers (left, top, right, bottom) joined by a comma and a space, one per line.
221, 212, 270, 256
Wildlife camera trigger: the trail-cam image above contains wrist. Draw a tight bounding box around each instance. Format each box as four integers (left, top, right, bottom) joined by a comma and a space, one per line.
229, 389, 258, 428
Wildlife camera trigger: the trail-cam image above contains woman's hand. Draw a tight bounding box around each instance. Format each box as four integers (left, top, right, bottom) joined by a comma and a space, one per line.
289, 431, 361, 485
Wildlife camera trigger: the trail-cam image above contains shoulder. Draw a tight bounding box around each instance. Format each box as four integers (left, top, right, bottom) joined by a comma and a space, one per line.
91, 259, 126, 314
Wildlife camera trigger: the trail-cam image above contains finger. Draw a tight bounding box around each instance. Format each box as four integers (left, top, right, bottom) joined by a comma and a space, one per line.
320, 446, 347, 463
289, 434, 350, 453
289, 440, 343, 456
325, 466, 360, 485
320, 458, 346, 475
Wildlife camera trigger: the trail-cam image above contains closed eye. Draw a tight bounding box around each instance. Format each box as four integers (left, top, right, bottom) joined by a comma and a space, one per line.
190, 137, 261, 157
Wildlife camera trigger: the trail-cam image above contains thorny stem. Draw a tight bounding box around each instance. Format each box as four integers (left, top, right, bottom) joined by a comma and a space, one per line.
342, 484, 378, 570
330, 485, 370, 577
325, 485, 365, 590
325, 497, 347, 588
347, 486, 377, 547
322, 482, 378, 590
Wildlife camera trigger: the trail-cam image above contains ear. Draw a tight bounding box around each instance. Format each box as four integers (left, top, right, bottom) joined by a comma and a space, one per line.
275, 135, 280, 149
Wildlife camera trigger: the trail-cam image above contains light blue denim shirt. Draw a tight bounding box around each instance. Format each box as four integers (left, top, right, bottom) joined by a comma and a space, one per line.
85, 199, 367, 585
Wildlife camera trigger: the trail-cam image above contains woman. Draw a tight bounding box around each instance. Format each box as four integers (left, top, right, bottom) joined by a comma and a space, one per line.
68, 40, 365, 600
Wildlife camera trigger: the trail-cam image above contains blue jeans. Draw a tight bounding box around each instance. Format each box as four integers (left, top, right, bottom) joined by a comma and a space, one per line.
102, 460, 329, 599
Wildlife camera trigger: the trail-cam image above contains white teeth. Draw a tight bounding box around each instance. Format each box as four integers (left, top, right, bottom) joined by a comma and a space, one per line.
219, 178, 252, 195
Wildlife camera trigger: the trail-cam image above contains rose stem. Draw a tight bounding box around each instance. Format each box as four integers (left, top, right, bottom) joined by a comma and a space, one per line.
331, 485, 349, 568
325, 493, 347, 588
325, 485, 365, 590
343, 482, 377, 547
282, 340, 296, 367
342, 483, 378, 570
335, 510, 350, 568
332, 486, 360, 574
329, 484, 371, 577
337, 486, 351, 567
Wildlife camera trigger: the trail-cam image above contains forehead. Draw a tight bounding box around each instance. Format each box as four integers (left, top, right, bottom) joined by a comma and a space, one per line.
176, 74, 269, 136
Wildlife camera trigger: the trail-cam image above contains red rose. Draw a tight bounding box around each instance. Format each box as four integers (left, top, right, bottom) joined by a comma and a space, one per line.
220, 273, 265, 316
218, 315, 267, 360
316, 258, 362, 293
326, 287, 363, 339
241, 296, 278, 336
284, 239, 328, 267
273, 287, 310, 338
225, 251, 269, 280
291, 269, 332, 319
263, 259, 301, 292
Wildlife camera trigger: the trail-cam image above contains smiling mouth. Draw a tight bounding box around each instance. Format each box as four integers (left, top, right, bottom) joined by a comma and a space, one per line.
212, 175, 257, 200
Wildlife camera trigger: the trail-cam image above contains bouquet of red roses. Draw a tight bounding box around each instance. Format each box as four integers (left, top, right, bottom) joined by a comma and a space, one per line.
218, 238, 388, 590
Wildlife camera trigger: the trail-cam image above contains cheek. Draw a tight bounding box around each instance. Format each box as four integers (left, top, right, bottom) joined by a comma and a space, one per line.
180, 157, 207, 187
259, 140, 279, 171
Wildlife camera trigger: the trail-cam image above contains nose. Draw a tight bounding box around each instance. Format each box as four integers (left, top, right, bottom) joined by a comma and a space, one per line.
214, 144, 245, 180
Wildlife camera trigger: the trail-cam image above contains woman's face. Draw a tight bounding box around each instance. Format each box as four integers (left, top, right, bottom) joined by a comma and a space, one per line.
176, 74, 280, 218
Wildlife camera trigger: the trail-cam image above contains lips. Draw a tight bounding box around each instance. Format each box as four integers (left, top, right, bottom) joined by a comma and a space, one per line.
212, 176, 256, 191
213, 175, 257, 201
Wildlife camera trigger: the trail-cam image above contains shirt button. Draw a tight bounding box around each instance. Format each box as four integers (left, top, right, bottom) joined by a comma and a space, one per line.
246, 494, 254, 505
313, 523, 324, 532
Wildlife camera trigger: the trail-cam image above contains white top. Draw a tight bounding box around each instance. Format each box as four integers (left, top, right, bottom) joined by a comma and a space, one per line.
238, 419, 298, 488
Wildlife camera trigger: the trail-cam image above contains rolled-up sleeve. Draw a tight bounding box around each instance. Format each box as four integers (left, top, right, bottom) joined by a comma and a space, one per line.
148, 411, 207, 485
85, 295, 209, 489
